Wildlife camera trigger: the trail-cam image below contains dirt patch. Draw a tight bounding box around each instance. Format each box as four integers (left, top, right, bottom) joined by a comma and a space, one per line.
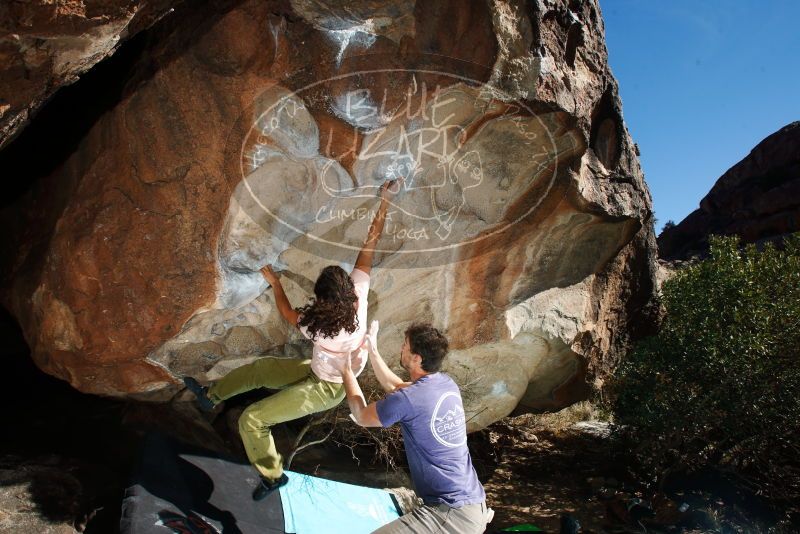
472, 408, 786, 533
475, 413, 615, 532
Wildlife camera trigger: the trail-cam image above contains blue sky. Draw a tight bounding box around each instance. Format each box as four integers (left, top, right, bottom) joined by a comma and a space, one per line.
602, 1, 800, 233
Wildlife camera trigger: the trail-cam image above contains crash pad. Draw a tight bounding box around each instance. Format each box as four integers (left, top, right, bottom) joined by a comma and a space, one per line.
279, 470, 401, 533
120, 434, 401, 534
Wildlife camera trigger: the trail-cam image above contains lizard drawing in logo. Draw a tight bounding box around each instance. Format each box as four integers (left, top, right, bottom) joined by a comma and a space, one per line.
318, 125, 485, 244
430, 391, 467, 448
431, 148, 484, 240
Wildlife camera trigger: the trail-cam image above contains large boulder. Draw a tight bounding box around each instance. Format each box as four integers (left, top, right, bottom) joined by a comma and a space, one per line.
0, 0, 658, 430
659, 121, 800, 260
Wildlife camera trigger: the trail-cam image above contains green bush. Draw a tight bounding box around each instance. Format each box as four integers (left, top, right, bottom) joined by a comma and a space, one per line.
611, 234, 800, 508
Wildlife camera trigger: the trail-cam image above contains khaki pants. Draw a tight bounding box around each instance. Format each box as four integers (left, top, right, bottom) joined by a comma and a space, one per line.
207, 357, 344, 482
373, 502, 489, 534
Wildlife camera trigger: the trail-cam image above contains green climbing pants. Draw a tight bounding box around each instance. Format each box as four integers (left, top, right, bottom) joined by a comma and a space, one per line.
207, 357, 345, 482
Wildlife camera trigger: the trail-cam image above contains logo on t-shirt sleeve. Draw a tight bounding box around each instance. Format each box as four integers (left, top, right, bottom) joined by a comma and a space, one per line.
430, 392, 467, 447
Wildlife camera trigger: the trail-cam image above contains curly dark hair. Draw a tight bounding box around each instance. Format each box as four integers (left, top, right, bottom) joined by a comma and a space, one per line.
405, 323, 449, 372
297, 265, 359, 339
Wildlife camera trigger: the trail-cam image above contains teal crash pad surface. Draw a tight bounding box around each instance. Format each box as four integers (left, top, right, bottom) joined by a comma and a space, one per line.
280, 471, 401, 533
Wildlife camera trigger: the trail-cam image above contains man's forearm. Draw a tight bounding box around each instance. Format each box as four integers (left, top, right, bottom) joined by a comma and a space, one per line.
342, 369, 368, 421
368, 348, 407, 392
341, 368, 383, 427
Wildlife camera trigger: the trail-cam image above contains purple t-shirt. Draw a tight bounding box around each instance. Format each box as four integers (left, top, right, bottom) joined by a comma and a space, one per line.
376, 373, 486, 507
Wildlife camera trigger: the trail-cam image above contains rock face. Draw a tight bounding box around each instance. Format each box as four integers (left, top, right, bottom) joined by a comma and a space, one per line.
0, 0, 182, 151
0, 0, 658, 430
659, 121, 800, 260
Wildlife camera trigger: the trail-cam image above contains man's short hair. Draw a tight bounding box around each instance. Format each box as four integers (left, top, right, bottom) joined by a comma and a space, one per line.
405, 323, 449, 372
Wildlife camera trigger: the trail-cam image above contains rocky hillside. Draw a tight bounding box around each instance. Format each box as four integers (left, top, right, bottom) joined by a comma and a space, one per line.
659, 121, 800, 260
0, 0, 658, 430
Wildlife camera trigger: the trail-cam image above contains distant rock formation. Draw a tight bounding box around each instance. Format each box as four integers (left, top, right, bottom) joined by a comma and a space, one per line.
0, 0, 658, 430
659, 121, 800, 260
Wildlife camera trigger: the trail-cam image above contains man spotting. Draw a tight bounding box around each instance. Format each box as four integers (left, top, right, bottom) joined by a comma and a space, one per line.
338, 321, 491, 533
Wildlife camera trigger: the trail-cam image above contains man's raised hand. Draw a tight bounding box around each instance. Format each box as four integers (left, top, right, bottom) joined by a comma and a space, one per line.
364, 320, 380, 354
332, 352, 354, 376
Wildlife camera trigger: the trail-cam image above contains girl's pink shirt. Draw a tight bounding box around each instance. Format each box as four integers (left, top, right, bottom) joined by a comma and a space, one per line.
299, 268, 370, 383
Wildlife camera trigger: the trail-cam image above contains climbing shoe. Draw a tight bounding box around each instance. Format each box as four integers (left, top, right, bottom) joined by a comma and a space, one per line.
183, 376, 216, 413
252, 473, 289, 501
